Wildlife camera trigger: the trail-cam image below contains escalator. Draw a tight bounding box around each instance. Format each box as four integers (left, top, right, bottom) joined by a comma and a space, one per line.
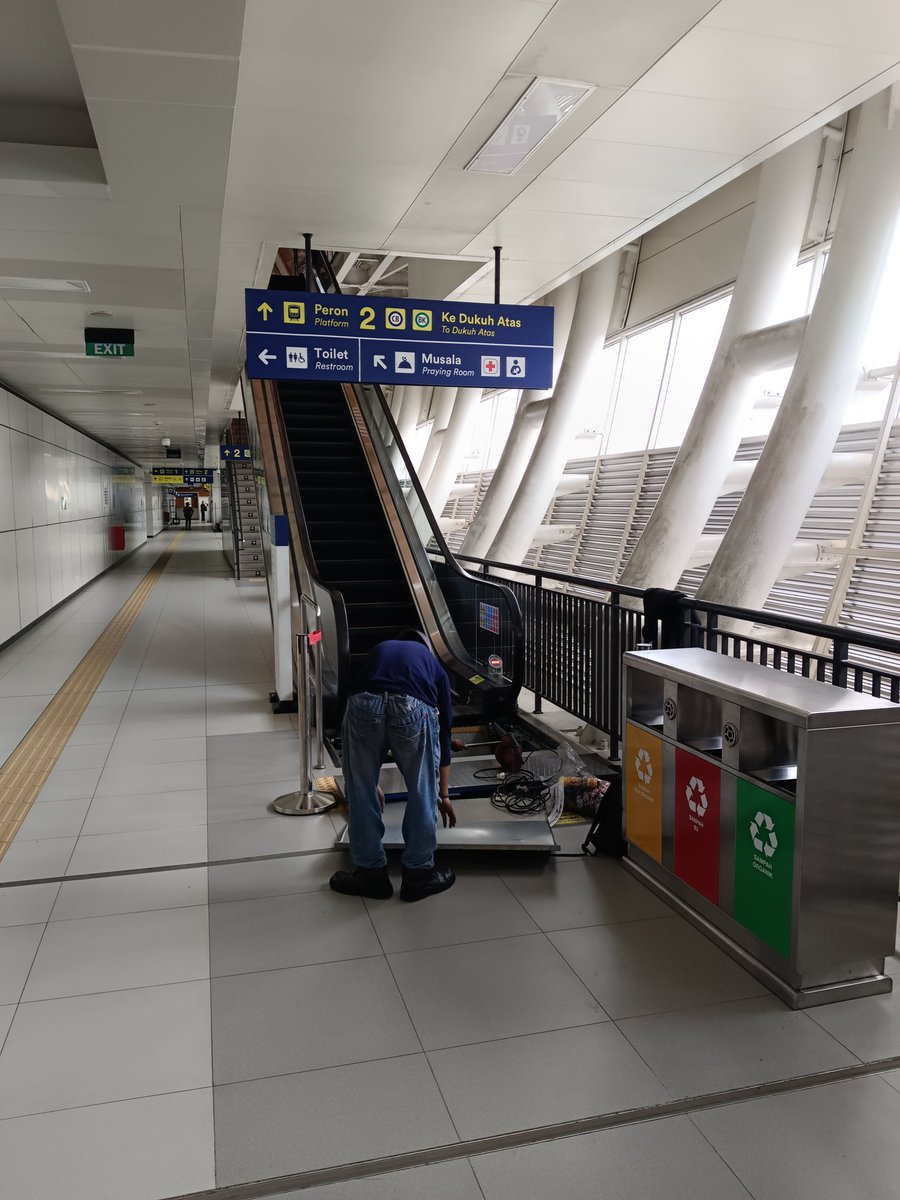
279, 380, 419, 670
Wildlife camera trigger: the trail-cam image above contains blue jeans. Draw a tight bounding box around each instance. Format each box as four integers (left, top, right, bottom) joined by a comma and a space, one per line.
342, 692, 440, 870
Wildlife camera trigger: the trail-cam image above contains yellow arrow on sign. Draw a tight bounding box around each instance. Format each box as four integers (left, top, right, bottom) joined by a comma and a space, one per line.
257, 302, 273, 320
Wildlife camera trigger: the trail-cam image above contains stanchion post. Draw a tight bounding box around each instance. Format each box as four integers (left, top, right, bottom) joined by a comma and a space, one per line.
274, 596, 334, 815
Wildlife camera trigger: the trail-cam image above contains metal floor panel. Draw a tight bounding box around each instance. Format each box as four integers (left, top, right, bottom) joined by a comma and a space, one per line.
335, 793, 558, 854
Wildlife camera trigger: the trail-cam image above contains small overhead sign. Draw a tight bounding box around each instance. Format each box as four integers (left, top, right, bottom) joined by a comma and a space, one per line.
244, 290, 553, 389
84, 327, 134, 358
220, 445, 252, 460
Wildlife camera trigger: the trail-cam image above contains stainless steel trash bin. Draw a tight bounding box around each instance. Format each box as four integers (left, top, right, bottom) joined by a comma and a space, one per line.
623, 647, 900, 1008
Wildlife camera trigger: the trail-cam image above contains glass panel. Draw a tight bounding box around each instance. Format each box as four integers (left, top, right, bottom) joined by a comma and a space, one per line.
606, 320, 672, 455
654, 296, 730, 449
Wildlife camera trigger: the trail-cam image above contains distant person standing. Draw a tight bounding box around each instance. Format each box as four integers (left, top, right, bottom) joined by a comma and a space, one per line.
183, 500, 193, 530
200, 501, 208, 523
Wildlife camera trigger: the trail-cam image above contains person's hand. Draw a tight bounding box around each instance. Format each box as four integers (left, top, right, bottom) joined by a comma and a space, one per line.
438, 796, 457, 828
451, 737, 466, 752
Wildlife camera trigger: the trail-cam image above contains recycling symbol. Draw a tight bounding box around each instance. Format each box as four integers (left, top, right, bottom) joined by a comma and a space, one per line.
635, 747, 653, 785
686, 776, 707, 817
750, 811, 778, 858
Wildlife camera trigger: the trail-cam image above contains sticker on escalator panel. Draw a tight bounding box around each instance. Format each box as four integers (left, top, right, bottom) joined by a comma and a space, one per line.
469, 674, 485, 685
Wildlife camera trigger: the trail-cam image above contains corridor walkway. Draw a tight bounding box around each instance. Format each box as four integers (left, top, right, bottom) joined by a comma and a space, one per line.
1, 531, 899, 1200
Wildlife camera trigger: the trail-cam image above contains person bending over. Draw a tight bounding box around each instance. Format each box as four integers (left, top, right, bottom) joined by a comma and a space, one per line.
330, 629, 457, 902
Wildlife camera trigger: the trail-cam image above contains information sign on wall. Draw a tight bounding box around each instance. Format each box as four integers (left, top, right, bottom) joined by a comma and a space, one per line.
734, 780, 795, 958
478, 602, 500, 634
244, 289, 554, 389
625, 723, 663, 862
220, 445, 252, 460
673, 748, 721, 904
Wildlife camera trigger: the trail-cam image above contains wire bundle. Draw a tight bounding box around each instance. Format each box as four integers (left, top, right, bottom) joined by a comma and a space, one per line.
482, 750, 563, 816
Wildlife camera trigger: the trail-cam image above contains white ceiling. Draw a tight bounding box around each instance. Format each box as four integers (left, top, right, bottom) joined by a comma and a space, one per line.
1, 0, 900, 467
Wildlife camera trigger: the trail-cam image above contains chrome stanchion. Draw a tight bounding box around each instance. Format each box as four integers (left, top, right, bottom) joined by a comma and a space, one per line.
274, 600, 334, 815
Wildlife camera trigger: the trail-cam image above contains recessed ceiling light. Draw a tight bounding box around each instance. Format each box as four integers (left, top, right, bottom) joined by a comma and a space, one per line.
88, 309, 114, 317
466, 77, 594, 175
0, 276, 91, 292
38, 387, 144, 396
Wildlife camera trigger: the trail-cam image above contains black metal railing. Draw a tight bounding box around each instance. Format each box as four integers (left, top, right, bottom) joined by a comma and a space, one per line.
453, 553, 900, 756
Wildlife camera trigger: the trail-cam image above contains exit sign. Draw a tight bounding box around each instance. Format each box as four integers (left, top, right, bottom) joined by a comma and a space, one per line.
84, 326, 134, 357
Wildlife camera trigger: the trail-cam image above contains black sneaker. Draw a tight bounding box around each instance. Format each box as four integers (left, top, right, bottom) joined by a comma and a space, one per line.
329, 865, 393, 899
400, 865, 456, 903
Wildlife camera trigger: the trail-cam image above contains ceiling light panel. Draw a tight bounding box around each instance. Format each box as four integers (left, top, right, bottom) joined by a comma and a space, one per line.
0, 277, 91, 292
467, 77, 594, 176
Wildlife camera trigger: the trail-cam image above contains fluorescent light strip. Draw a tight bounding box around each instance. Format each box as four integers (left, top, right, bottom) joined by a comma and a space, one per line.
0, 276, 90, 292
466, 77, 594, 176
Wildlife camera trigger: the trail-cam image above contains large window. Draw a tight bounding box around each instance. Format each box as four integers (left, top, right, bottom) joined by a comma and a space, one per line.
653, 297, 730, 449
605, 320, 673, 455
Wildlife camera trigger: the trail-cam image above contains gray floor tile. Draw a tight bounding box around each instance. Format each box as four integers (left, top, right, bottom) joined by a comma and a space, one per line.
66, 826, 208, 875
0, 1088, 215, 1200
54, 743, 110, 770
95, 760, 206, 796
808, 983, 900, 1062
206, 731, 300, 786
0, 924, 44, 1004
275, 1161, 484, 1200
694, 1076, 900, 1200
209, 890, 381, 977
122, 685, 207, 716
0, 980, 211, 1117
388, 933, 608, 1051
23, 906, 209, 1000
472, 1115, 752, 1200
618, 996, 859, 1098
52, 868, 208, 921
883, 1068, 900, 1094
208, 852, 342, 903
0, 882, 59, 927
67, 720, 120, 745
208, 814, 335, 859
214, 1054, 457, 1184
212, 957, 420, 1084
81, 789, 207, 835
15, 798, 91, 841
37, 767, 102, 802
0, 837, 75, 883
430, 1021, 668, 1139
499, 856, 670, 931
104, 736, 207, 768
549, 915, 766, 1019
115, 716, 207, 741
0, 1004, 13, 1048
207, 777, 310, 823
366, 874, 538, 954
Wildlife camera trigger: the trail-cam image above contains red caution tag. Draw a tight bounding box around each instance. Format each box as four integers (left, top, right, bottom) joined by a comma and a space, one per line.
308, 630, 323, 645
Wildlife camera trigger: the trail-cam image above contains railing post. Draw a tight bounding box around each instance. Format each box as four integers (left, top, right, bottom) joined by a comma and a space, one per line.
274, 597, 334, 815
609, 592, 622, 759
533, 572, 543, 713
831, 636, 850, 689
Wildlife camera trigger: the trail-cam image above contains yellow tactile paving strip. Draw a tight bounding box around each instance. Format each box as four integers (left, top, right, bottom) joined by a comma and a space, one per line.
0, 534, 184, 861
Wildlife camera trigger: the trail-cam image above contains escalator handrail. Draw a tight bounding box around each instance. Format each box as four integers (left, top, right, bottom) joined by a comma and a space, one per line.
310, 250, 525, 685
251, 375, 352, 702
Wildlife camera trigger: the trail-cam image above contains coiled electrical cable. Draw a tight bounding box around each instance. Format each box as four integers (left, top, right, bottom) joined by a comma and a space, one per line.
486, 749, 562, 816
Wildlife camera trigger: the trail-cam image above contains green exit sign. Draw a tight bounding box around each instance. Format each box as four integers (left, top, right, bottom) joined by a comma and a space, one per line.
86, 342, 134, 357
84, 326, 134, 357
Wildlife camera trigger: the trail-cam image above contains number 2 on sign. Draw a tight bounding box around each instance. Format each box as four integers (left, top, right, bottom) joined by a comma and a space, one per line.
359, 306, 375, 330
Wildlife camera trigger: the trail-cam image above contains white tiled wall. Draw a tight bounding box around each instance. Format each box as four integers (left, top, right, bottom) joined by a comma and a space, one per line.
0, 386, 147, 646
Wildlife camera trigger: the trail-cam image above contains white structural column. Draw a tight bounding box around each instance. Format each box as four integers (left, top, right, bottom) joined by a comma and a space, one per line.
395, 385, 430, 467
488, 256, 620, 564
619, 132, 822, 590
461, 277, 581, 558
418, 387, 458, 487
699, 92, 900, 610
424, 388, 483, 516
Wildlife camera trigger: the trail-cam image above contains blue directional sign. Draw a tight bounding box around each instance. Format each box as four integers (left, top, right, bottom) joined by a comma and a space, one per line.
244, 290, 553, 389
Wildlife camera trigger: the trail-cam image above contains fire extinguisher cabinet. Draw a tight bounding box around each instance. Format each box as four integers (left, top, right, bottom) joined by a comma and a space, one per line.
623, 647, 900, 1009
